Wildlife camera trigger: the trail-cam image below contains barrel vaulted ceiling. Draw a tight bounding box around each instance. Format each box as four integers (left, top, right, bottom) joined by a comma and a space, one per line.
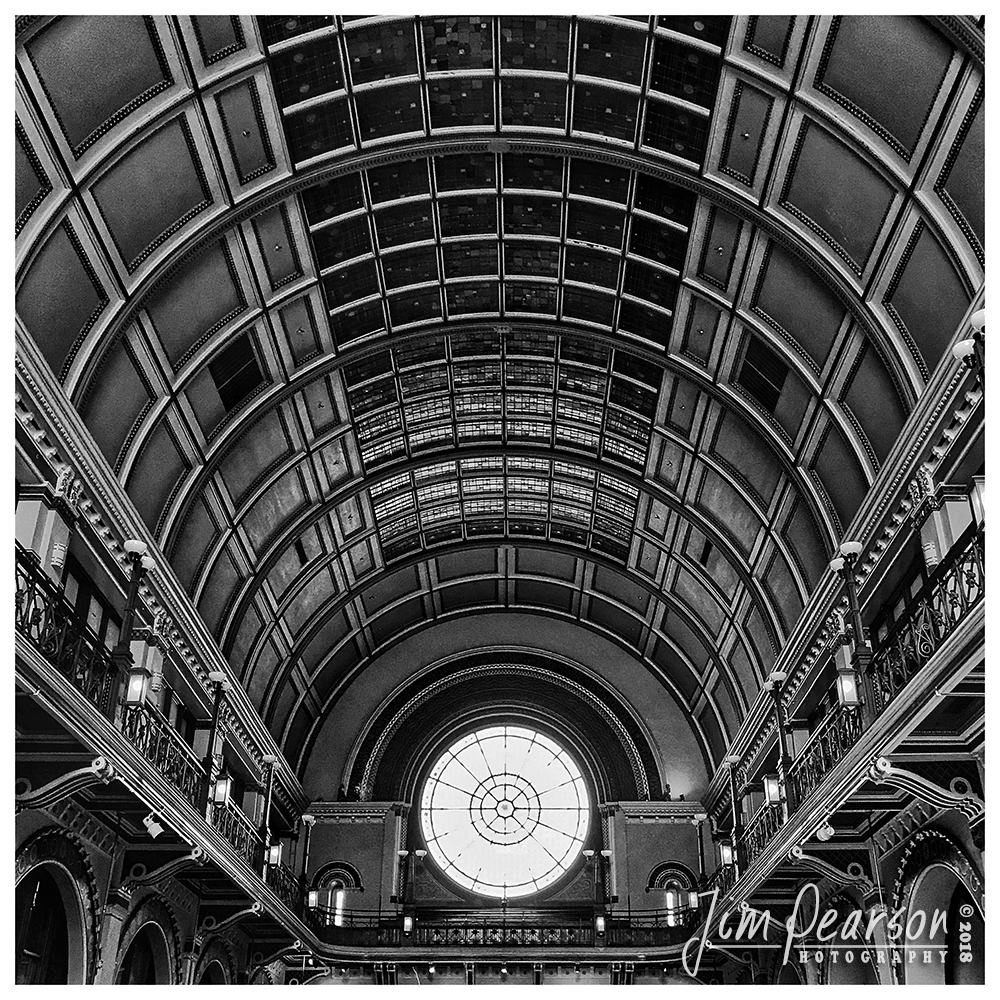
15, 15, 984, 782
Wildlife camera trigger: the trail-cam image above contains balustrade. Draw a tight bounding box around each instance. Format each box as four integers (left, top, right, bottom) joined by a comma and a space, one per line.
120, 703, 205, 807
867, 525, 984, 713
785, 704, 866, 812
307, 907, 686, 948
15, 544, 121, 718
265, 860, 303, 913
211, 799, 263, 871
742, 803, 783, 868
705, 864, 736, 898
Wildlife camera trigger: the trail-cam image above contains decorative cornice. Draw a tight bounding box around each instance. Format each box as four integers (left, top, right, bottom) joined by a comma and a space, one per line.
308, 801, 401, 824
617, 800, 707, 824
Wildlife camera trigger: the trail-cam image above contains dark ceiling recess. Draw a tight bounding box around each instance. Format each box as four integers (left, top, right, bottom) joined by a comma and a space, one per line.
737, 336, 789, 414
208, 333, 264, 412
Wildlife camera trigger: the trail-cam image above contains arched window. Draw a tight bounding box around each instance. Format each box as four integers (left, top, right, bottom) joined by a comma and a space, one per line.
312, 861, 364, 927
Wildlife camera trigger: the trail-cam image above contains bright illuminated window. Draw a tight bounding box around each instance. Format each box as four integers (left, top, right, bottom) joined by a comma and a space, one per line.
420, 725, 590, 898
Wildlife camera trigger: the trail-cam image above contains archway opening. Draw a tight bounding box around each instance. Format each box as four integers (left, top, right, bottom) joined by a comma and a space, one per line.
116, 923, 170, 985
15, 866, 69, 984
904, 863, 984, 985
198, 959, 227, 985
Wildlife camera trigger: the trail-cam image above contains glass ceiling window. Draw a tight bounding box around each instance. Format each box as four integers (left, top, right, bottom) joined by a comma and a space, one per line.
420, 725, 590, 898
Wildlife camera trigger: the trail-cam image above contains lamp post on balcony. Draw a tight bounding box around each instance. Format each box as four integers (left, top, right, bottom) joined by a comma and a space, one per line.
723, 754, 743, 875
298, 813, 316, 904
829, 542, 870, 662
113, 539, 155, 705
830, 541, 871, 716
259, 755, 279, 842
764, 670, 794, 817
200, 671, 230, 814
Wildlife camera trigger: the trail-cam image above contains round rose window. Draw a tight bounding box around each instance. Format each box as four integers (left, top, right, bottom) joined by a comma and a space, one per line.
419, 725, 590, 897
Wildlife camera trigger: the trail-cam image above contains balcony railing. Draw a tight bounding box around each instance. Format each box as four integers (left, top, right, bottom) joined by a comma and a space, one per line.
867, 524, 984, 714
15, 544, 121, 718
211, 799, 263, 871
705, 863, 736, 899
785, 703, 865, 813
306, 907, 689, 948
265, 860, 303, 913
120, 703, 205, 808
742, 803, 783, 868
729, 524, 984, 881
15, 544, 309, 925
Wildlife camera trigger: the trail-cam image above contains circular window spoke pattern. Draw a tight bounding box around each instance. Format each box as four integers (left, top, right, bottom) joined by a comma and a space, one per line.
420, 726, 590, 897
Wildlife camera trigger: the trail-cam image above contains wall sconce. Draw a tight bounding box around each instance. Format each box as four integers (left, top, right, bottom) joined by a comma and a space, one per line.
836, 668, 861, 708
307, 889, 319, 908
142, 813, 164, 839
414, 849, 427, 859
428, 965, 435, 976
211, 773, 232, 806
688, 890, 700, 909
763, 774, 781, 806
402, 914, 413, 935
267, 839, 283, 866
719, 838, 734, 867
594, 914, 606, 936
124, 662, 152, 705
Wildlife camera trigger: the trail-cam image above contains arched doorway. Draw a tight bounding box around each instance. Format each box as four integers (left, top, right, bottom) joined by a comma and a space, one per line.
904, 863, 985, 985
15, 866, 69, 984
826, 896, 879, 986
116, 924, 170, 985
198, 960, 227, 984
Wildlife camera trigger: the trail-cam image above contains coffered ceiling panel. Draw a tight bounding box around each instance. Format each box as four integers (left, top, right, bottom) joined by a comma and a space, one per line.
14, 14, 984, 777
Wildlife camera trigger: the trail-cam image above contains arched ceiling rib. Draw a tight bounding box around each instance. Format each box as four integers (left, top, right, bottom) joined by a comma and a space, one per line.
15, 15, 984, 782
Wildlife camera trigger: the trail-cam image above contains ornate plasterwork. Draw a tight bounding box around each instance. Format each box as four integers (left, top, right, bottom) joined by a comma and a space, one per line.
891, 827, 984, 941
42, 795, 120, 855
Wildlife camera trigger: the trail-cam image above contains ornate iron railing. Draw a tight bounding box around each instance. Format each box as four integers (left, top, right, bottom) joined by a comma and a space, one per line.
15, 544, 121, 718
265, 860, 303, 913
786, 704, 865, 811
742, 803, 783, 868
867, 525, 984, 713
211, 799, 262, 871
120, 703, 204, 807
307, 908, 687, 948
705, 863, 736, 899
